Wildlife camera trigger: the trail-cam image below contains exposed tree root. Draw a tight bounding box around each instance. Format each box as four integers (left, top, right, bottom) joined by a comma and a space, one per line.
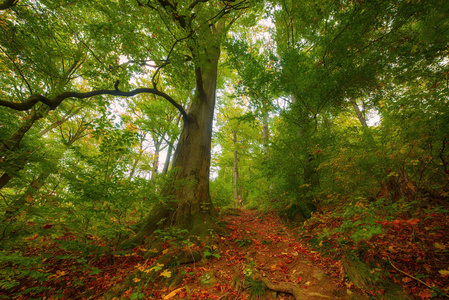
256, 276, 331, 299
259, 277, 306, 299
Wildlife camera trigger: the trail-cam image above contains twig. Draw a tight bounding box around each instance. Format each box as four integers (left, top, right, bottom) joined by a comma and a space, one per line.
387, 256, 433, 289
217, 292, 229, 300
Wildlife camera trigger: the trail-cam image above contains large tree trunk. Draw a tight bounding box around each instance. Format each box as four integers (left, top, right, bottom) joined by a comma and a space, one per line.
122, 40, 222, 248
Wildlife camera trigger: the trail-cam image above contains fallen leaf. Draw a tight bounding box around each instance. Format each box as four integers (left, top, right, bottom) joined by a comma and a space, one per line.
434, 243, 446, 250
438, 269, 449, 277
25, 233, 39, 241
406, 218, 420, 226
423, 264, 432, 273
160, 269, 172, 278
402, 277, 412, 283
418, 289, 432, 299
163, 287, 184, 299
26, 194, 33, 203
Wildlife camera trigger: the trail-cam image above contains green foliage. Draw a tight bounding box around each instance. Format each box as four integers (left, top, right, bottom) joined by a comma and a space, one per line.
236, 238, 252, 248
1, 0, 448, 297
129, 291, 146, 300
0, 251, 49, 293
202, 245, 221, 259
242, 264, 266, 299
210, 176, 234, 207
154, 227, 190, 247
244, 276, 266, 299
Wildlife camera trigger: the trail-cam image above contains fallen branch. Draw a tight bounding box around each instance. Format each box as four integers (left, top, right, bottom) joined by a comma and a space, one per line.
387, 256, 433, 290
217, 292, 230, 300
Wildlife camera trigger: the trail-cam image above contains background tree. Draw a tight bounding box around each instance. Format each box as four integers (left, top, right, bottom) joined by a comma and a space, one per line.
261, 0, 449, 215
212, 97, 263, 207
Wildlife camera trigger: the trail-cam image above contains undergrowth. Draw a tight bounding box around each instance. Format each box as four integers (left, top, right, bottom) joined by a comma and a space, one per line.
302, 196, 449, 298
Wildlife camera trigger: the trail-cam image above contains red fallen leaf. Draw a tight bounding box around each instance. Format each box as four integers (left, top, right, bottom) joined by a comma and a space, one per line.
418, 289, 432, 299
43, 224, 54, 229
393, 219, 403, 229
296, 276, 303, 283
407, 218, 420, 226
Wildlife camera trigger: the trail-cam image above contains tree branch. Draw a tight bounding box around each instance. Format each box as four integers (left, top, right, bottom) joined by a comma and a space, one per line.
0, 84, 190, 121
39, 105, 85, 136
152, 33, 193, 88
188, 0, 208, 10
0, 0, 17, 10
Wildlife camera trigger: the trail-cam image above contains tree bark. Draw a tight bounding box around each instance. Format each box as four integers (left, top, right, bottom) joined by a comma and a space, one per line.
162, 140, 174, 175
232, 131, 241, 206
262, 113, 269, 155
128, 150, 143, 180
350, 100, 368, 127
122, 36, 222, 248
0, 0, 16, 11
151, 140, 161, 180
162, 115, 180, 175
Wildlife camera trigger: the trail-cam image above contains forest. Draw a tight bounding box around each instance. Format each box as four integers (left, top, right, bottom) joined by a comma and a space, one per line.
1, 0, 448, 299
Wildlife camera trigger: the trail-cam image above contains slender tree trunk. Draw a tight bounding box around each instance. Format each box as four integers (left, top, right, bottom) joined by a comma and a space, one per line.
162, 115, 180, 175
262, 113, 270, 155
351, 100, 368, 127
0, 105, 49, 189
232, 131, 240, 206
151, 141, 161, 180
128, 151, 143, 180
162, 141, 174, 175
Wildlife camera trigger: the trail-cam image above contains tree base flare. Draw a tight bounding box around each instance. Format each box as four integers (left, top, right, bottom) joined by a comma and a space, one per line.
119, 201, 225, 250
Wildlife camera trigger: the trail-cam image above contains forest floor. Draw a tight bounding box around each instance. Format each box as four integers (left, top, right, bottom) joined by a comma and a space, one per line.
4, 207, 448, 299
107, 208, 369, 300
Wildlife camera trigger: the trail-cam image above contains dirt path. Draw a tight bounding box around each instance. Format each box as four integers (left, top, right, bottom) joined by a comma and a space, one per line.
152, 209, 367, 299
